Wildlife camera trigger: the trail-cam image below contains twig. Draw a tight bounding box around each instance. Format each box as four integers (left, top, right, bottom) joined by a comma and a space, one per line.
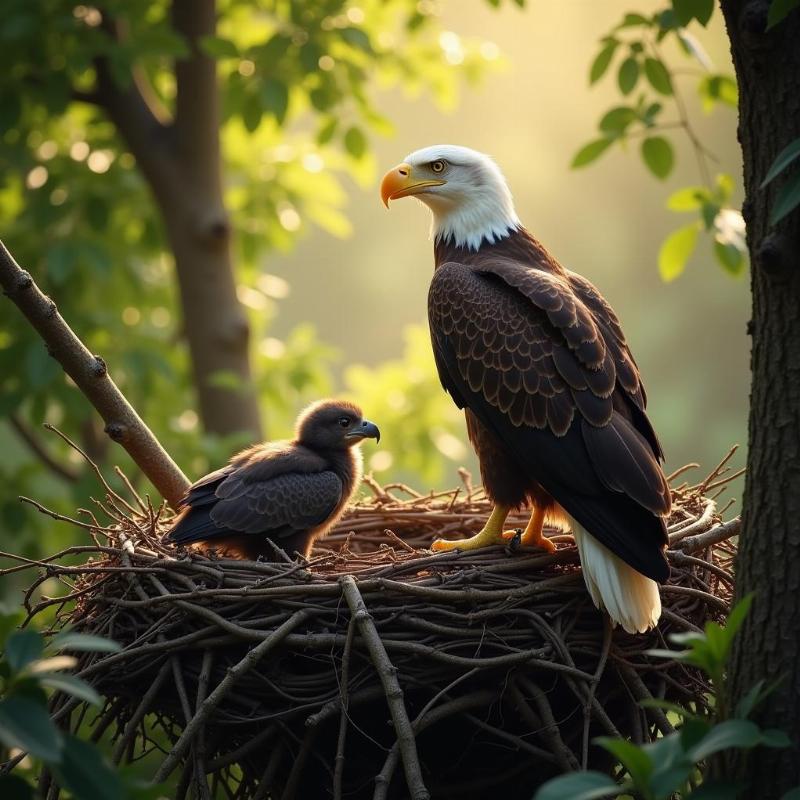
340, 575, 429, 800
333, 617, 355, 800
152, 610, 309, 783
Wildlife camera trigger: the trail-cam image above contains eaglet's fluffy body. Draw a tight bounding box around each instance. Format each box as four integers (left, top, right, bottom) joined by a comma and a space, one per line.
381, 144, 671, 633
166, 400, 380, 560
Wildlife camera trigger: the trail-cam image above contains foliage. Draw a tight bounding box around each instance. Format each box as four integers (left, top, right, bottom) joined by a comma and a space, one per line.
343, 325, 466, 486
0, 0, 509, 566
0, 607, 161, 800
761, 136, 800, 225
533, 597, 798, 800
575, 2, 746, 281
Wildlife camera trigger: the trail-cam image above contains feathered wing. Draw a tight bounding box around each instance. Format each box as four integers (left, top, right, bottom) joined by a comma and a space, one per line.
428, 258, 670, 632
168, 466, 343, 545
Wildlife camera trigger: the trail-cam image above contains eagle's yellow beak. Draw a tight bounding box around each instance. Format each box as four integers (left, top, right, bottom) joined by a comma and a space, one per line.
380, 163, 445, 208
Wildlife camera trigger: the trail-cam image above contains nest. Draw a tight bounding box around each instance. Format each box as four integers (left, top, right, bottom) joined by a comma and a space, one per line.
6, 457, 741, 800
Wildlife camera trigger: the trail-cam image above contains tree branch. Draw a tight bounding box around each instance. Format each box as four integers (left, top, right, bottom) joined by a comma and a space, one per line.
339, 575, 429, 800
0, 239, 190, 509
92, 17, 176, 202
8, 414, 79, 483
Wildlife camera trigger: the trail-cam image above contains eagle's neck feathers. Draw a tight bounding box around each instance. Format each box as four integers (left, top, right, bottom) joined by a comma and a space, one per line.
434, 225, 566, 275
428, 187, 519, 252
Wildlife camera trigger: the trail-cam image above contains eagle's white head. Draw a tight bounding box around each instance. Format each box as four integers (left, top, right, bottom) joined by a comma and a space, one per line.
380, 144, 520, 251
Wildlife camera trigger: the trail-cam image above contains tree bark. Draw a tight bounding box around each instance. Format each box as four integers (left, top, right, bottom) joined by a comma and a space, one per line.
719, 2, 800, 796
0, 240, 190, 509
94, 2, 263, 441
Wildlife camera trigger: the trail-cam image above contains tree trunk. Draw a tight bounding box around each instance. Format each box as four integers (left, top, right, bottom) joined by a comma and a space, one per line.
162, 0, 262, 440
719, 3, 800, 796
95, 1, 263, 441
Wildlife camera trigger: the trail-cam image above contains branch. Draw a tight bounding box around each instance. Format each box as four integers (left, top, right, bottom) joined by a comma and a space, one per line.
0, 240, 190, 508
339, 575, 429, 800
151, 610, 309, 783
8, 414, 79, 483
92, 17, 176, 201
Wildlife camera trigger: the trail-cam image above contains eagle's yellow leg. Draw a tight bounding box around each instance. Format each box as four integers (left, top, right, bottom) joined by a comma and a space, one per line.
431, 504, 511, 552
502, 506, 556, 552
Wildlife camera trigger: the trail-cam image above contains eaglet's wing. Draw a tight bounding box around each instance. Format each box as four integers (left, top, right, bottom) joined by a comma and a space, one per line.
428, 259, 671, 581
168, 469, 343, 544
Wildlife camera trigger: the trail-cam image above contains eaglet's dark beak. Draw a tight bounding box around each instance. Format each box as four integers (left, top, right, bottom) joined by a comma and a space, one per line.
346, 420, 381, 444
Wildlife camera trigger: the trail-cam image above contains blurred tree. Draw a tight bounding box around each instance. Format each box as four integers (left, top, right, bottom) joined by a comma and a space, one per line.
0, 0, 506, 550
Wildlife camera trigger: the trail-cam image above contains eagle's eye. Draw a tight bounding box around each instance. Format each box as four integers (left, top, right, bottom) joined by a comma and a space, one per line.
338, 416, 351, 428
430, 159, 446, 174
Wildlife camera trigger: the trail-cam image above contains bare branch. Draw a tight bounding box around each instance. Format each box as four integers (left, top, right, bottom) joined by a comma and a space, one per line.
0, 240, 190, 508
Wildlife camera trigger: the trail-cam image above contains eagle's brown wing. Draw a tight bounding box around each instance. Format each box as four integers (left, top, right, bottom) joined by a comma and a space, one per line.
428, 259, 670, 581
168, 468, 342, 545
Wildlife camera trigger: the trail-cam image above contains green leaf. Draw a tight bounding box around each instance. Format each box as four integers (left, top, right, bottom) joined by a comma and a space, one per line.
735, 679, 766, 719
761, 137, 800, 187
55, 735, 125, 800
725, 594, 753, 640
198, 35, 239, 59
51, 632, 122, 653
641, 136, 674, 179
672, 0, 695, 25
341, 27, 372, 52
714, 241, 744, 275
761, 729, 792, 748
571, 138, 614, 168
344, 126, 367, 159
594, 737, 652, 786
698, 75, 738, 111
688, 719, 762, 761
261, 79, 289, 125
599, 107, 637, 135
667, 186, 708, 211
767, 0, 800, 29
618, 13, 651, 27
644, 57, 673, 95
617, 57, 639, 95
688, 782, 744, 799
0, 774, 34, 800
590, 41, 618, 84
659, 223, 699, 281
770, 171, 800, 224
38, 673, 103, 706
5, 629, 44, 672
0, 608, 24, 649
694, 0, 715, 24
639, 698, 696, 718
0, 696, 62, 761
316, 117, 338, 145
673, 0, 714, 25
533, 771, 622, 800
781, 789, 800, 800
241, 91, 263, 132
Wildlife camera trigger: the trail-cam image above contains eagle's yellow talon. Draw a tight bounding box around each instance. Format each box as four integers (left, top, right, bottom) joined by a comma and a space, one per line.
430, 504, 510, 552
502, 508, 557, 551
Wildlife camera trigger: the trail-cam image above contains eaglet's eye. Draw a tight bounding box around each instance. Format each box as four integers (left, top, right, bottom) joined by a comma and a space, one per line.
430, 159, 446, 174
338, 417, 351, 428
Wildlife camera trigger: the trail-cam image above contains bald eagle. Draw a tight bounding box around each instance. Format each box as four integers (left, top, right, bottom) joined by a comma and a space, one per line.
381, 145, 671, 634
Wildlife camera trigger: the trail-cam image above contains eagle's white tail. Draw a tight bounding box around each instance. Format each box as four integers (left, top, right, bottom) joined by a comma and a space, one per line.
570, 517, 661, 634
